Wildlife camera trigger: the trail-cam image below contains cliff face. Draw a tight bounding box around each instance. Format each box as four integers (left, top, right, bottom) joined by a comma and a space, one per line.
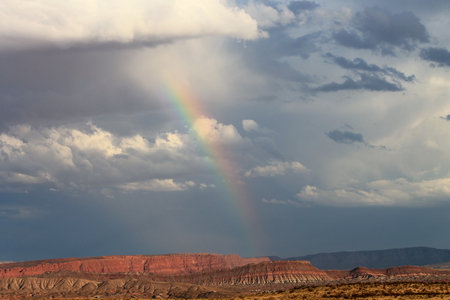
0, 253, 269, 278
170, 260, 333, 286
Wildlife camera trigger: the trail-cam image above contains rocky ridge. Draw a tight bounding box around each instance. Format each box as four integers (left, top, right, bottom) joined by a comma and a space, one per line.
0, 277, 238, 300
1, 253, 450, 299
0, 253, 269, 278
283, 247, 450, 270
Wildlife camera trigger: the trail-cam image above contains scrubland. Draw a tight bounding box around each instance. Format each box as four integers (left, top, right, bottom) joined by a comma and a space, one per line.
242, 282, 450, 300
33, 281, 450, 300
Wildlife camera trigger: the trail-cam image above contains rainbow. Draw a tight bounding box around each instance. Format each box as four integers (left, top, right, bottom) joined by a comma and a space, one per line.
160, 81, 265, 256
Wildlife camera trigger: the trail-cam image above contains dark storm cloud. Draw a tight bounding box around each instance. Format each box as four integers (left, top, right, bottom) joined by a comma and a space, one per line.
314, 73, 403, 92
334, 6, 429, 55
420, 47, 450, 68
241, 33, 316, 83
287, 1, 320, 14
326, 129, 364, 144
324, 53, 415, 82
238, 28, 322, 86
0, 51, 154, 129
440, 114, 450, 121
325, 129, 390, 150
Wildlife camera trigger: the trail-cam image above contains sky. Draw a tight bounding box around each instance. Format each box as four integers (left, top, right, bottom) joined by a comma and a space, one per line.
2, 0, 450, 262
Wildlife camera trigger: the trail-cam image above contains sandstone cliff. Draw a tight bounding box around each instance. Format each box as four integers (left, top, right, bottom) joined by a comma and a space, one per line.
0, 253, 269, 278
173, 260, 333, 286
344, 265, 446, 280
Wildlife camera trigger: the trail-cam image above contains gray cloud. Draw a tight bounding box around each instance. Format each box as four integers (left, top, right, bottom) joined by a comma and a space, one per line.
313, 73, 403, 92
287, 1, 320, 14
278, 31, 322, 59
241, 36, 315, 83
420, 47, 450, 68
334, 6, 429, 55
325, 129, 390, 151
441, 114, 450, 121
0, 51, 154, 129
324, 53, 415, 82
326, 129, 365, 144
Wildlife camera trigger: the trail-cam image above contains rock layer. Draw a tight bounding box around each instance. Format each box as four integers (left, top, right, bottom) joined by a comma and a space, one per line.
0, 277, 236, 300
0, 253, 269, 278
1, 254, 450, 299
173, 260, 333, 286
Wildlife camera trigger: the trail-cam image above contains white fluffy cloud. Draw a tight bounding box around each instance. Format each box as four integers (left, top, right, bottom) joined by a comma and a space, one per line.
244, 2, 297, 28
192, 116, 251, 147
118, 179, 195, 192
0, 123, 199, 190
245, 160, 307, 177
295, 177, 450, 206
242, 119, 272, 134
0, 117, 276, 193
0, 0, 262, 51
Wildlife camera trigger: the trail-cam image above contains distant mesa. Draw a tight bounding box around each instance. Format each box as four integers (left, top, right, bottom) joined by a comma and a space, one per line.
279, 247, 450, 270
0, 253, 269, 278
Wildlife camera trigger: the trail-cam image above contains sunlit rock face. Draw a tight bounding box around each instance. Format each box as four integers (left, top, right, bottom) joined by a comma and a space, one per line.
0, 253, 270, 278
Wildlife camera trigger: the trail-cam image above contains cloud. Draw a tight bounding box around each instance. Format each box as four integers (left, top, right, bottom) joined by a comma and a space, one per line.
0, 123, 201, 190
199, 183, 215, 190
0, 0, 263, 51
242, 119, 272, 134
324, 53, 415, 82
287, 1, 320, 14
273, 31, 322, 59
296, 185, 392, 206
118, 179, 195, 192
245, 2, 295, 29
0, 117, 279, 193
295, 177, 450, 206
262, 198, 297, 205
314, 73, 404, 92
326, 129, 364, 144
333, 6, 429, 55
192, 116, 252, 148
314, 53, 415, 93
242, 119, 259, 132
245, 160, 307, 177
325, 129, 389, 150
244, 1, 319, 29
441, 114, 450, 121
420, 47, 450, 68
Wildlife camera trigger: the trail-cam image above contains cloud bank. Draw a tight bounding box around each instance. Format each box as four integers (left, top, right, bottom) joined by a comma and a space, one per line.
0, 0, 262, 51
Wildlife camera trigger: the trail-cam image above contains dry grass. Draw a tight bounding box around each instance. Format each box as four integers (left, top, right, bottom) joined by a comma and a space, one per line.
32, 281, 450, 300
239, 282, 450, 300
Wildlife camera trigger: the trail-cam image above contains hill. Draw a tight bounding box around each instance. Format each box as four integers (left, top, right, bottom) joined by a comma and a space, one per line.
0, 253, 269, 278
1, 253, 450, 299
281, 247, 450, 270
